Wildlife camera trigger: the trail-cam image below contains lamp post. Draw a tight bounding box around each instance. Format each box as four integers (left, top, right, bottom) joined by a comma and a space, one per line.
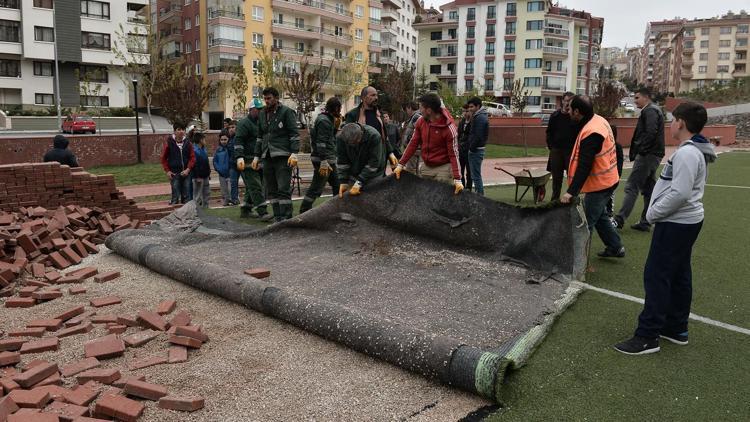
132, 79, 142, 163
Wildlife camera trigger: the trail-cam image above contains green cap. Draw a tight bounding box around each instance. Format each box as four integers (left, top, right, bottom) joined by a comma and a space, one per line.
248, 98, 264, 110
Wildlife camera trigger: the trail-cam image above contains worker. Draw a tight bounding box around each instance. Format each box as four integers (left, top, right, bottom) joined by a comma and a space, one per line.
336, 123, 386, 198
251, 87, 300, 222
344, 86, 399, 169
561, 95, 624, 258
234, 99, 269, 220
300, 97, 342, 213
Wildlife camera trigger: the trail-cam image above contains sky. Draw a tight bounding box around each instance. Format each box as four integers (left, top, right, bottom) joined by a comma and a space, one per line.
426, 1, 749, 48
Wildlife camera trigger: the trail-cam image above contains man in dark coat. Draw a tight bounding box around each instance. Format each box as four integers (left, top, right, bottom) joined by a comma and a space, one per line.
43, 135, 79, 167
545, 92, 579, 201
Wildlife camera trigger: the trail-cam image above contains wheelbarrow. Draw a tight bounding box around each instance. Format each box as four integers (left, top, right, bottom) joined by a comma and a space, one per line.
495, 167, 551, 204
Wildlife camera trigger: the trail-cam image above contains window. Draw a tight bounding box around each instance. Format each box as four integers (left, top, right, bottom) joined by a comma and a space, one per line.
35, 94, 54, 105
504, 40, 515, 53
252, 59, 261, 74
78, 65, 108, 82
294, 42, 304, 52
738, 25, 749, 34
355, 29, 363, 40
699, 53, 708, 60
195, 15, 199, 26
185, 42, 192, 53
81, 32, 111, 50
720, 27, 731, 34
527, 96, 541, 106
80, 1, 110, 19
525, 39, 542, 49
700, 40, 709, 48
430, 47, 440, 57
486, 42, 495, 55
503, 78, 513, 90
684, 41, 694, 49
448, 29, 456, 39
294, 18, 304, 29
447, 63, 456, 74
430, 31, 442, 40
484, 79, 493, 91
718, 52, 730, 60
526, 20, 543, 31
195, 39, 200, 50
195, 64, 201, 75
525, 58, 542, 68
429, 64, 441, 74
505, 22, 516, 35
466, 43, 474, 56
527, 1, 544, 12
34, 0, 53, 8
0, 19, 20, 42
719, 40, 731, 48
504, 59, 514, 72
33, 61, 54, 76
484, 60, 494, 73
252, 6, 264, 21
184, 18, 191, 30
701, 28, 710, 35
467, 27, 475, 39
429, 82, 439, 91
557, 61, 563, 71
524, 77, 541, 87
0, 59, 20, 77
506, 3, 516, 16
698, 66, 707, 73
449, 11, 458, 20
273, 38, 283, 49
487, 24, 495, 37
252, 33, 263, 46
465, 62, 474, 74
544, 61, 552, 71
738, 38, 748, 47
467, 8, 475, 21
717, 65, 730, 73
487, 6, 496, 19
355, 5, 364, 18
465, 79, 473, 91
81, 95, 109, 107
34, 26, 54, 42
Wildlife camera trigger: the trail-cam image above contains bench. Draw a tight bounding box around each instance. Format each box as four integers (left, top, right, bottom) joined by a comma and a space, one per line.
291, 153, 316, 197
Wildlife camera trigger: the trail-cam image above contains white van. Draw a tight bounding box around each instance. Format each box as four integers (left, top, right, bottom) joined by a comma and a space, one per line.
482, 102, 513, 117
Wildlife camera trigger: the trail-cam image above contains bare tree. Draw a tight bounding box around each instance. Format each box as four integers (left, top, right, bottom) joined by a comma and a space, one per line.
152, 62, 216, 128
77, 68, 110, 135
229, 64, 249, 116
253, 46, 282, 93
371, 64, 414, 121
328, 55, 368, 104
280, 58, 332, 129
593, 79, 627, 120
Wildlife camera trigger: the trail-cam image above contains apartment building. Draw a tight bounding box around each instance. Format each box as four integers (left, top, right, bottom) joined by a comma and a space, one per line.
639, 19, 684, 87
376, 0, 420, 70
415, 0, 603, 113
0, 0, 148, 110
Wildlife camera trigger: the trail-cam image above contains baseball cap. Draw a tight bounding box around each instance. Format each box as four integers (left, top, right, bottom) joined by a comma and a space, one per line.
248, 98, 265, 110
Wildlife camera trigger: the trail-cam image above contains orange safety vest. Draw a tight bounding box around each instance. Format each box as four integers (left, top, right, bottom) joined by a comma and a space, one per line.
568, 114, 619, 193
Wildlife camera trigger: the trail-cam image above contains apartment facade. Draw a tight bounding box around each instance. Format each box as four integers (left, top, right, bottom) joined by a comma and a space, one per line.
415, 0, 603, 113
639, 19, 684, 87
0, 0, 148, 110
376, 0, 420, 70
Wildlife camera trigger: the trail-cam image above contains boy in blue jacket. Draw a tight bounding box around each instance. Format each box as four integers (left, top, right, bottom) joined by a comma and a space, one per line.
191, 132, 211, 208
213, 132, 232, 206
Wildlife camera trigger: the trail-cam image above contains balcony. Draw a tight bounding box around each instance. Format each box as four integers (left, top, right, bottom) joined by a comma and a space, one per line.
206, 65, 236, 81
368, 39, 382, 52
542, 103, 556, 111
542, 84, 566, 93
381, 9, 398, 22
381, 0, 401, 8
682, 46, 695, 54
543, 46, 568, 57
127, 15, 147, 25
544, 27, 570, 38
158, 4, 182, 24
736, 43, 748, 51
369, 18, 384, 31
578, 52, 589, 61
682, 58, 694, 66
207, 9, 247, 28
378, 56, 397, 66
381, 39, 397, 51
681, 71, 693, 78
163, 50, 180, 60
437, 72, 457, 79
735, 56, 747, 63
208, 38, 246, 54
733, 67, 747, 76
271, 0, 353, 25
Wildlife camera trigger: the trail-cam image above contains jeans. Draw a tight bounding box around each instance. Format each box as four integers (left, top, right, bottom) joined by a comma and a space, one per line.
468, 148, 485, 195
186, 174, 194, 200
547, 148, 572, 201
229, 167, 240, 203
459, 151, 472, 191
583, 189, 623, 252
218, 175, 231, 205
192, 177, 210, 208
635, 221, 703, 338
169, 174, 190, 205
617, 154, 661, 224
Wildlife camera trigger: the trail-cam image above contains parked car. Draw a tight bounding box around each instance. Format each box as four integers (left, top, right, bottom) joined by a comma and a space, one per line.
483, 102, 513, 117
624, 103, 636, 112
61, 115, 96, 134
530, 113, 551, 126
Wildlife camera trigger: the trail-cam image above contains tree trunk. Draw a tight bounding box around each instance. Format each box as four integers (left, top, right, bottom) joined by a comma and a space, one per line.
145, 95, 156, 134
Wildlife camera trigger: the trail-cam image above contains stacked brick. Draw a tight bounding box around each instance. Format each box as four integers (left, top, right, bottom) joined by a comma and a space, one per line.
1, 297, 206, 421
0, 162, 174, 221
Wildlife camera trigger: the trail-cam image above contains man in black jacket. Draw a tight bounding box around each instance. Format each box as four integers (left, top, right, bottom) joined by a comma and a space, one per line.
457, 105, 473, 191
614, 87, 665, 232
43, 135, 79, 167
545, 92, 578, 201
465, 97, 488, 195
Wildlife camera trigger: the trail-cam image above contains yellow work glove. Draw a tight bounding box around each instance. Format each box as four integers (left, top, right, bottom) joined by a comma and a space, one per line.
236, 157, 245, 171
388, 153, 398, 168
394, 164, 404, 180
453, 179, 464, 195
250, 157, 260, 171
338, 184, 349, 198
287, 153, 298, 168
349, 181, 362, 196
319, 161, 332, 177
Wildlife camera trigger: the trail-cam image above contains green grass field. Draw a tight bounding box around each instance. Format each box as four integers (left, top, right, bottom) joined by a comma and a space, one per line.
88, 163, 166, 186
205, 152, 750, 420
484, 144, 548, 159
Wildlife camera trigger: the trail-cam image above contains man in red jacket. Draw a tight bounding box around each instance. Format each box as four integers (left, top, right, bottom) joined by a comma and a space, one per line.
394, 93, 463, 194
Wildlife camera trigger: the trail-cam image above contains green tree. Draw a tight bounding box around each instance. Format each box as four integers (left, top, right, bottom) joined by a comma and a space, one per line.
230, 64, 249, 115
415, 65, 430, 97
152, 61, 216, 127
593, 79, 627, 120
328, 55, 369, 104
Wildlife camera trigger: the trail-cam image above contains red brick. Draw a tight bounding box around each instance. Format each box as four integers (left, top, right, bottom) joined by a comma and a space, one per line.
54, 275, 82, 284
0, 339, 26, 352
8, 327, 46, 338
66, 311, 96, 327
75, 368, 120, 385
44, 400, 89, 421
53, 305, 85, 322
16, 234, 38, 254
45, 272, 61, 282
1, 377, 21, 394
26, 319, 63, 331
0, 351, 20, 366
157, 395, 205, 412
123, 379, 168, 401
71, 417, 110, 422
92, 394, 144, 422
48, 252, 71, 270
168, 310, 191, 327
5, 297, 36, 308
9, 412, 59, 422
67, 286, 87, 295
168, 335, 201, 349
70, 241, 89, 259
128, 355, 169, 371
19, 286, 39, 297
8, 389, 52, 408
26, 279, 52, 288
12, 362, 58, 388
55, 322, 93, 339
92, 271, 119, 283
122, 330, 159, 348
89, 296, 121, 308
31, 263, 46, 278
111, 375, 145, 388
136, 310, 168, 331
23, 360, 48, 371
65, 267, 97, 280
20, 338, 59, 355
116, 315, 138, 327
36, 372, 62, 387
89, 315, 116, 324
62, 384, 98, 406
58, 248, 81, 265
51, 239, 67, 250
83, 336, 125, 359
0, 395, 19, 421
155, 300, 176, 315
168, 345, 188, 364
106, 325, 127, 335
245, 267, 271, 279
31, 290, 64, 301
174, 325, 209, 343
80, 240, 98, 254
32, 385, 69, 401
60, 358, 100, 378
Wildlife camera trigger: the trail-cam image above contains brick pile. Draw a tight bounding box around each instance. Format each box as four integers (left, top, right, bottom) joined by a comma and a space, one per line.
1, 297, 207, 421
0, 162, 174, 221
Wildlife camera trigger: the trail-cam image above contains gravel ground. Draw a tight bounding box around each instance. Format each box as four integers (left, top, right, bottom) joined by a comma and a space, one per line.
0, 247, 490, 421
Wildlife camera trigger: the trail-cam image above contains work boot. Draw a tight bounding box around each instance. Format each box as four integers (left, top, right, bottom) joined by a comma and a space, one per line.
239, 205, 252, 218
631, 221, 651, 232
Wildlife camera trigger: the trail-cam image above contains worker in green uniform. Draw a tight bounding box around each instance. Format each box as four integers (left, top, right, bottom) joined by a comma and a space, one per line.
300, 97, 342, 214
251, 87, 300, 222
336, 122, 386, 198
234, 98, 268, 219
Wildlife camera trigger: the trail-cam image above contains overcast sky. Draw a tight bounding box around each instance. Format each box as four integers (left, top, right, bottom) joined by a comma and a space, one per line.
426, 1, 749, 48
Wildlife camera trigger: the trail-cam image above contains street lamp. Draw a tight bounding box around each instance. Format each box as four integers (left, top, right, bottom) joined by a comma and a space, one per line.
132, 79, 142, 164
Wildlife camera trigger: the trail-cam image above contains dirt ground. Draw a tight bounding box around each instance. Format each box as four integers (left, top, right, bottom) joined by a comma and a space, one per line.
0, 247, 490, 421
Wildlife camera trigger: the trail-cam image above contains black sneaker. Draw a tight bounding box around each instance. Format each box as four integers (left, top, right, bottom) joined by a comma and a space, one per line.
613, 215, 624, 229
614, 336, 660, 355
597, 246, 625, 258
631, 222, 651, 232
660, 332, 688, 345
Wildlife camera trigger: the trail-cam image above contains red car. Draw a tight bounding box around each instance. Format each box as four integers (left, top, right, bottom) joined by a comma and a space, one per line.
61, 115, 96, 134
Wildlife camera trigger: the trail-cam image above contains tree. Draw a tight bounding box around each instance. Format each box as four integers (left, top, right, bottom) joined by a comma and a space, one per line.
415, 65, 430, 97
592, 79, 627, 120
280, 57, 332, 129
371, 65, 414, 121
229, 64, 249, 115
77, 68, 110, 135
328, 55, 369, 105
253, 46, 282, 93
510, 79, 532, 156
152, 62, 216, 127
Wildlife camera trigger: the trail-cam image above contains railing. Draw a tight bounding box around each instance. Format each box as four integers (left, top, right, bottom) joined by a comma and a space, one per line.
369, 18, 381, 25
276, 0, 353, 17
542, 103, 556, 111
209, 38, 245, 48
128, 16, 147, 24
164, 51, 181, 59
161, 28, 182, 37
272, 21, 353, 41
368, 39, 381, 46
543, 46, 568, 55
207, 65, 239, 74
159, 5, 182, 17
542, 84, 566, 91
578, 52, 589, 60
208, 9, 245, 20
544, 27, 569, 37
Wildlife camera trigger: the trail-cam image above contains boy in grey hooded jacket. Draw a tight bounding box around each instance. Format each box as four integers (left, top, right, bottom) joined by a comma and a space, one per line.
614, 102, 716, 356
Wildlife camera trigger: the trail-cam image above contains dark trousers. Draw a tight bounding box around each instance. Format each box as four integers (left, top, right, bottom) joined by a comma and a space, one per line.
635, 221, 703, 339
262, 156, 293, 220
229, 167, 240, 203
583, 189, 623, 252
547, 148, 572, 201
459, 151, 472, 191
241, 167, 267, 215
617, 154, 660, 224
468, 148, 485, 195
300, 162, 339, 214
169, 174, 190, 205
